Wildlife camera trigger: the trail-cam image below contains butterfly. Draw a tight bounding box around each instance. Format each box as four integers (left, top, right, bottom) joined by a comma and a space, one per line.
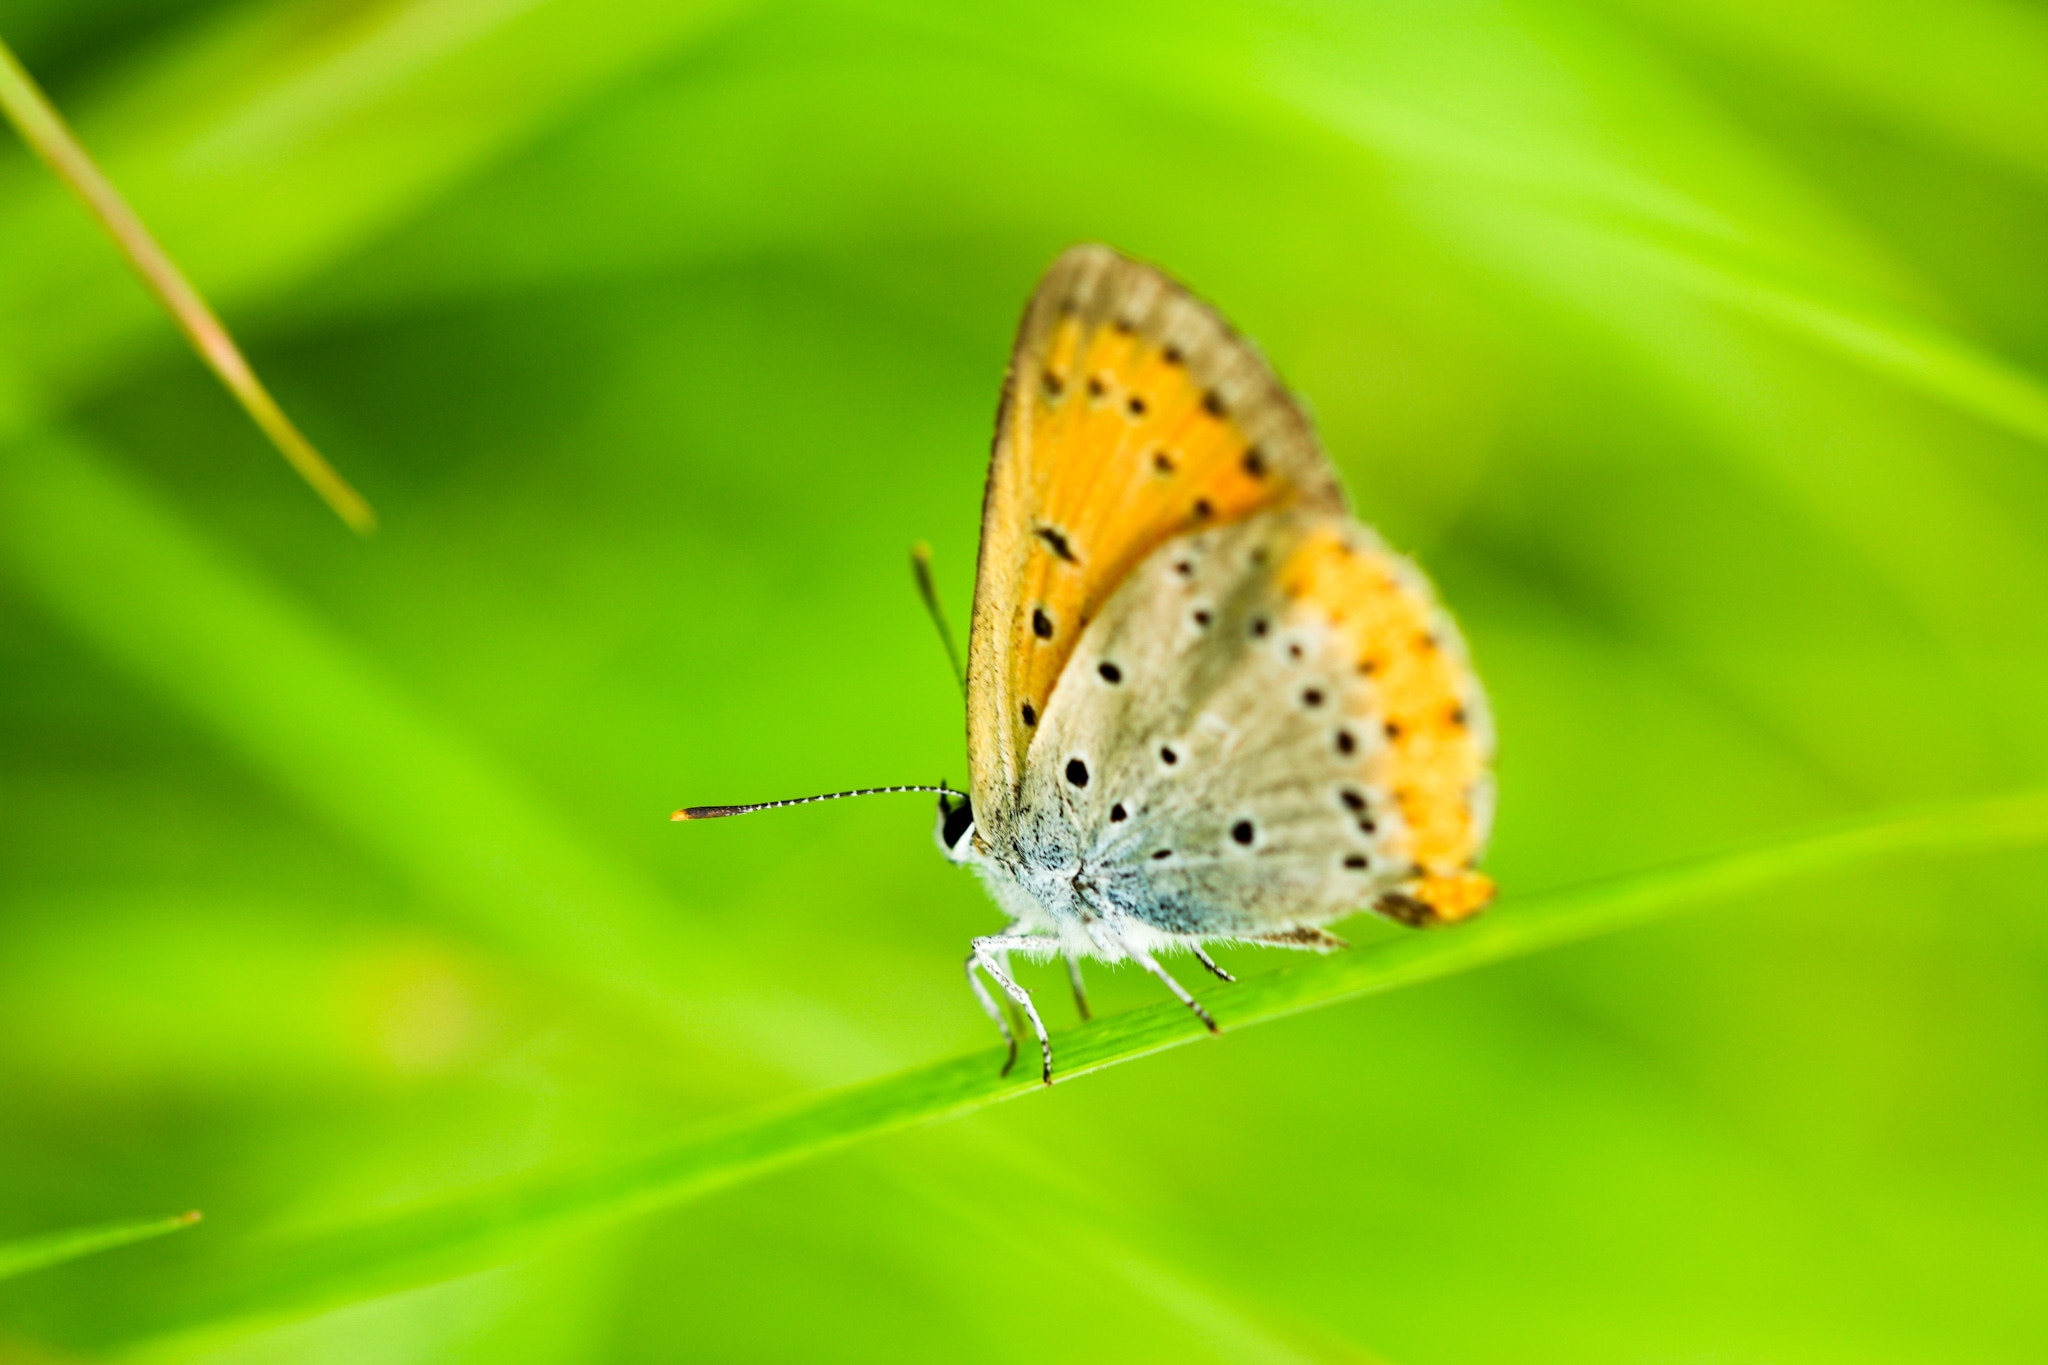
681, 245, 1495, 1084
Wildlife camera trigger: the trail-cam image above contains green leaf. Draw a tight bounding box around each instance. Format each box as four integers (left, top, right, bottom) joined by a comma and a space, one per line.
113, 786, 2048, 1339
0, 1211, 200, 1283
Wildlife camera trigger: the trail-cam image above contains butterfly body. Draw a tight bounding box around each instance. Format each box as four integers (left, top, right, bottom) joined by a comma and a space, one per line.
935, 248, 1496, 1080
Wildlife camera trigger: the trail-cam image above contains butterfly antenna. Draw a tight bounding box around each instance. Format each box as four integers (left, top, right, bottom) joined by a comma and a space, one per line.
673, 784, 967, 821
910, 542, 967, 698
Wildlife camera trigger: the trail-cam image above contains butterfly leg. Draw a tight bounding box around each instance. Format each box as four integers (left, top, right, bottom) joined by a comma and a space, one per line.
986, 940, 1025, 1040
1064, 953, 1093, 1022
969, 934, 1058, 1084
963, 949, 1017, 1076
1189, 944, 1235, 983
1125, 944, 1220, 1034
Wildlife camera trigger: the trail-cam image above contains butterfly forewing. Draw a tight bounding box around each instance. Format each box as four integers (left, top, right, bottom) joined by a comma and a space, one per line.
966, 246, 1346, 822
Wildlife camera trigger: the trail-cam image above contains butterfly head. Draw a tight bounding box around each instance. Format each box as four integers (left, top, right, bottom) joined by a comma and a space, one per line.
934, 791, 977, 863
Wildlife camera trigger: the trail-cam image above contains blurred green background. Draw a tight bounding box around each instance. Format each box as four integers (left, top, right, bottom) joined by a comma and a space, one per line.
3, 0, 2046, 1359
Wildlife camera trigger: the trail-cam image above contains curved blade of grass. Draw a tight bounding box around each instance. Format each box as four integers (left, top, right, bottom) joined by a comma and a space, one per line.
0, 36, 374, 533
0, 1211, 200, 1283
0, 0, 754, 413
106, 787, 2048, 1343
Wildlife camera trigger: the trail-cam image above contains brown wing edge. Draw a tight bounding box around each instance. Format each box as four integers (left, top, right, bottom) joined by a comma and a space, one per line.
965, 244, 1348, 821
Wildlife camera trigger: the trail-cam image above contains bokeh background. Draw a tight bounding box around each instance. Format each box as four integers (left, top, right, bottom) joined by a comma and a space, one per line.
4, 0, 2047, 1360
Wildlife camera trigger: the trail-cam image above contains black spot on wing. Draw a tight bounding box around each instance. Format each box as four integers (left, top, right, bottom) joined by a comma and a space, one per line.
1035, 526, 1077, 563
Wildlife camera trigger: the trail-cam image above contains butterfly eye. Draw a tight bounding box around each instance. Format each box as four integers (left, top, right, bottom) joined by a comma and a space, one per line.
935, 794, 975, 857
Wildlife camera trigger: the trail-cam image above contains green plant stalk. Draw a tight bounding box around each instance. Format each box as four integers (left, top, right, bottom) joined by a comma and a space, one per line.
0, 36, 375, 534
120, 787, 2048, 1340
0, 1211, 200, 1283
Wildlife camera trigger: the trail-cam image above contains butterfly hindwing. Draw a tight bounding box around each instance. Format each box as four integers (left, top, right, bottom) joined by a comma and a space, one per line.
1024, 506, 1496, 932
965, 246, 1346, 824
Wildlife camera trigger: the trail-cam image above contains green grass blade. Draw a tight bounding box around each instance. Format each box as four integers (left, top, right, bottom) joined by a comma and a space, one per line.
0, 36, 375, 533
114, 787, 2048, 1340
0, 0, 753, 416
0, 1211, 200, 1283
0, 426, 740, 1048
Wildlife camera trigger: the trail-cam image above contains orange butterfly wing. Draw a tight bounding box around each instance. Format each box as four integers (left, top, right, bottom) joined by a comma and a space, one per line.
1276, 524, 1497, 923
965, 245, 1345, 820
